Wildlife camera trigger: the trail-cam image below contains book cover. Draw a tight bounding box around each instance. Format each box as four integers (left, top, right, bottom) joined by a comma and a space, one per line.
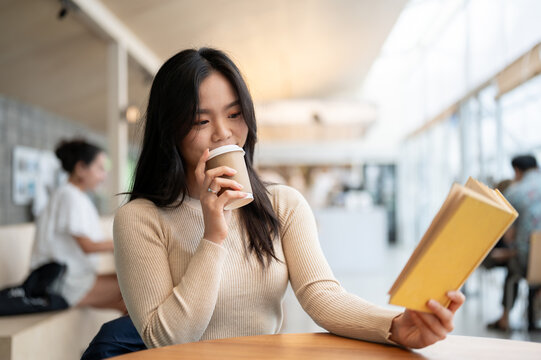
388, 178, 518, 312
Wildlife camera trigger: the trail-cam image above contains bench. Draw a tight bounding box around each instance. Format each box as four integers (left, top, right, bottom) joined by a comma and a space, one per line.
0, 217, 121, 360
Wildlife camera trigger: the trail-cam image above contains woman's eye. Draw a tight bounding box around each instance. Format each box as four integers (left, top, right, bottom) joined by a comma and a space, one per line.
195, 120, 209, 126
228, 112, 242, 119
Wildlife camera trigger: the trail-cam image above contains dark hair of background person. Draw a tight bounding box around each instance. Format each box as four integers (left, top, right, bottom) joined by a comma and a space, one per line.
55, 139, 103, 174
511, 154, 538, 172
128, 47, 281, 266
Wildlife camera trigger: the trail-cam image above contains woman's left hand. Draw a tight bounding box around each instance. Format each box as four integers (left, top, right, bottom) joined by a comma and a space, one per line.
389, 290, 465, 349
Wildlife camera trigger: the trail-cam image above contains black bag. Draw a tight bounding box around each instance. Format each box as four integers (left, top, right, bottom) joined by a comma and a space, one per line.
0, 262, 69, 316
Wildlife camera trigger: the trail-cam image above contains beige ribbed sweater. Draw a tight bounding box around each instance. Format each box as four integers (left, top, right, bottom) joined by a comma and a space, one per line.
114, 184, 401, 348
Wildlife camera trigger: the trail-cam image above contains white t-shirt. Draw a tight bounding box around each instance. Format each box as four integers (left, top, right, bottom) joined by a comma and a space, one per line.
31, 182, 104, 305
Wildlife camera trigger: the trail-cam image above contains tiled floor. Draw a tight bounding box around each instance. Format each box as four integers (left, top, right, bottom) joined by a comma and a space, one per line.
279, 243, 541, 343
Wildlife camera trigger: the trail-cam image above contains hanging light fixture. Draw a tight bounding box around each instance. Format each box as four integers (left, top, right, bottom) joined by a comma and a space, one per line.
125, 105, 141, 124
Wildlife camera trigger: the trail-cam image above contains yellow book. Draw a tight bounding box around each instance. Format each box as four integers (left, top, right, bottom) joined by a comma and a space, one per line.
388, 177, 518, 312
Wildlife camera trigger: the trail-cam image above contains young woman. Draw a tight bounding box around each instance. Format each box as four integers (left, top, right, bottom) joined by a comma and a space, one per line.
114, 48, 464, 350
30, 139, 124, 312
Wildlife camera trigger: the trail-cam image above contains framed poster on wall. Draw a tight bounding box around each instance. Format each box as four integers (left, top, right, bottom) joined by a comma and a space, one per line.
12, 146, 41, 205
12, 146, 64, 215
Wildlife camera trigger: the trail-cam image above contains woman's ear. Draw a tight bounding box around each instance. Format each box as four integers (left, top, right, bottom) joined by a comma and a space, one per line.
73, 160, 88, 177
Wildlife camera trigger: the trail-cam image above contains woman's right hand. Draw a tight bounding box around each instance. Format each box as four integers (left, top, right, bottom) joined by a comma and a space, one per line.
194, 149, 248, 244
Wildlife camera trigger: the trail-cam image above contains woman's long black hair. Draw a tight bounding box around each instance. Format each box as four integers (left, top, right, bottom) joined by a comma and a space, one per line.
129, 48, 280, 266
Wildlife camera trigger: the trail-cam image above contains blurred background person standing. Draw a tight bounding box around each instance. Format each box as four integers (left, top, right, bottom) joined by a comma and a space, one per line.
489, 155, 541, 331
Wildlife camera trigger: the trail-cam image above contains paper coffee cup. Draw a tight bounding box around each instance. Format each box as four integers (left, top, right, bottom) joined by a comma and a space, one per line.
206, 145, 254, 210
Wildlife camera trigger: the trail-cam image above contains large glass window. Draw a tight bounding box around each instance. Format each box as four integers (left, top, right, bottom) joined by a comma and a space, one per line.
365, 0, 541, 246
501, 74, 541, 154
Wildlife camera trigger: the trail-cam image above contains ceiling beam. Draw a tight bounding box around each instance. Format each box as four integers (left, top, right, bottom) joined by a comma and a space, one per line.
403, 41, 541, 141
71, 0, 161, 75
256, 142, 397, 166
258, 123, 373, 142
496, 42, 541, 98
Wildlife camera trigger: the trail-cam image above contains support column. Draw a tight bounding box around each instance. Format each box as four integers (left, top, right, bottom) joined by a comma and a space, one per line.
476, 95, 484, 181
495, 98, 503, 179
107, 42, 128, 211
458, 101, 469, 184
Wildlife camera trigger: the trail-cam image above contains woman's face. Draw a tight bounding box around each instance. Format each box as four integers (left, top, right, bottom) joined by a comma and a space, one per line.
75, 152, 108, 190
180, 71, 249, 172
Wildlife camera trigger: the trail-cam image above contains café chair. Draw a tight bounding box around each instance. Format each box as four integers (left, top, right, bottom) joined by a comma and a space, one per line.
526, 232, 541, 331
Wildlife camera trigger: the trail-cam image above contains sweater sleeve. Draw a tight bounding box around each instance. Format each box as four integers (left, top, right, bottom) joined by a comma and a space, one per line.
276, 186, 401, 344
113, 200, 227, 348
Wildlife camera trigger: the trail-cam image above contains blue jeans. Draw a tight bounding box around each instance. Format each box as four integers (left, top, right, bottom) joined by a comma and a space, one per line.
81, 315, 146, 360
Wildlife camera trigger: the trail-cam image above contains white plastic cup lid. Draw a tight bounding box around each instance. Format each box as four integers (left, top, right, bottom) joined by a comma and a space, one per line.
207, 145, 245, 161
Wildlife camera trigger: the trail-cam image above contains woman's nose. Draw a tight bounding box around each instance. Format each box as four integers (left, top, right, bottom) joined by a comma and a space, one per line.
212, 119, 232, 142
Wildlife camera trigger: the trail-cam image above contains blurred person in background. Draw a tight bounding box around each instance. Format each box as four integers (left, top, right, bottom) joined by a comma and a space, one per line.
488, 155, 541, 331
30, 139, 125, 312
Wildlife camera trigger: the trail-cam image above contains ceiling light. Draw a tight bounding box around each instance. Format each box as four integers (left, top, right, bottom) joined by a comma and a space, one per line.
125, 106, 141, 124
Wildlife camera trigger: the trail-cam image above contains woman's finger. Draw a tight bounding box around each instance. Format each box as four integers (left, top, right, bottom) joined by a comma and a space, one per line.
426, 299, 454, 332
413, 301, 449, 339
209, 177, 244, 192
216, 190, 249, 208
202, 166, 237, 191
205, 166, 237, 180
446, 290, 466, 314
409, 311, 440, 346
417, 311, 448, 340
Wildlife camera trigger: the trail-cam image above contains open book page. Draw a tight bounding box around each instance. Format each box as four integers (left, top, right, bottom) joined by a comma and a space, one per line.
465, 177, 507, 208
494, 189, 519, 217
465, 177, 518, 217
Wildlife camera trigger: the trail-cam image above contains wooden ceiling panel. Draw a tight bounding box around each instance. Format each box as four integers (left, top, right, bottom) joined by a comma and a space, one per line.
0, 0, 106, 131
0, 0, 406, 136
102, 0, 407, 101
